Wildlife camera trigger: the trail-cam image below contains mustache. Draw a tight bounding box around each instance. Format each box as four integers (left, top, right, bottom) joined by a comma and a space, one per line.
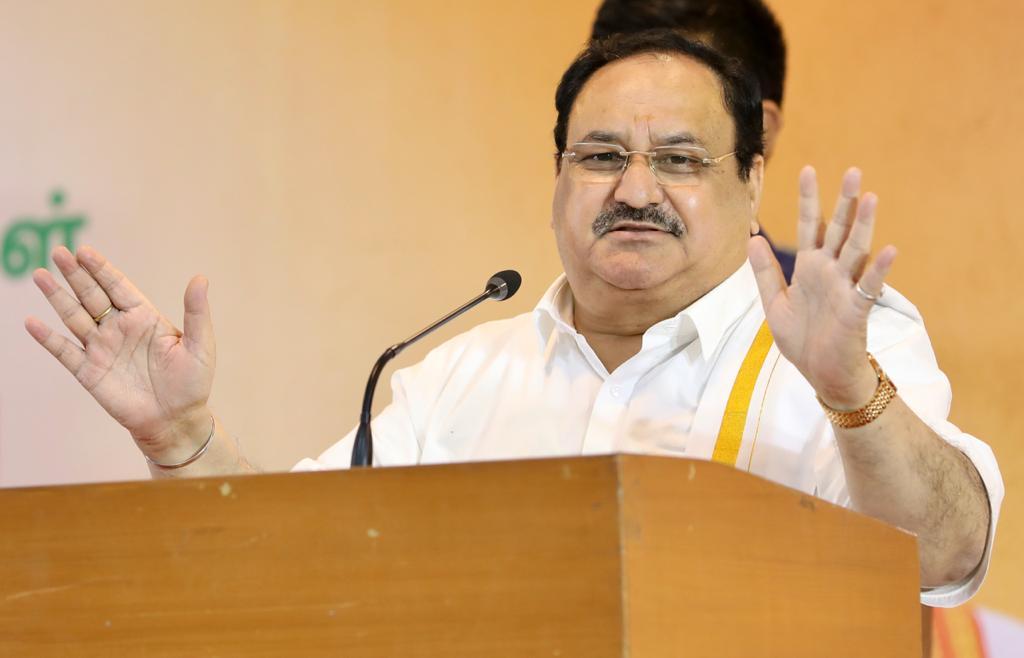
592, 204, 685, 238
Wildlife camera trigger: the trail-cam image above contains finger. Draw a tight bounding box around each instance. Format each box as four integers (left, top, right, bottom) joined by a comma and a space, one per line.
822, 168, 862, 255
748, 235, 787, 310
52, 245, 115, 320
182, 275, 215, 365
25, 316, 87, 375
32, 268, 97, 345
76, 245, 149, 311
796, 166, 823, 251
838, 192, 878, 277
854, 245, 897, 310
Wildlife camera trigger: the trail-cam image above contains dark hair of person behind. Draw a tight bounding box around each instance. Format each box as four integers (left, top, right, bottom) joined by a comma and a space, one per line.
553, 30, 763, 180
591, 0, 786, 106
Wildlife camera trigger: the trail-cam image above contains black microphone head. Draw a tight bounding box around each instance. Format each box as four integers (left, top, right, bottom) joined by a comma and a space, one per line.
486, 269, 522, 301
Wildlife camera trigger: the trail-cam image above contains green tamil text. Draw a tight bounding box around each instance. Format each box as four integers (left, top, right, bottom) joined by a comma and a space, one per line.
3, 190, 87, 279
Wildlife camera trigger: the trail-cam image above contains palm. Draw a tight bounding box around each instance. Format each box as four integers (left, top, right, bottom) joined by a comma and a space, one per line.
76, 306, 212, 442
750, 167, 896, 404
26, 245, 216, 451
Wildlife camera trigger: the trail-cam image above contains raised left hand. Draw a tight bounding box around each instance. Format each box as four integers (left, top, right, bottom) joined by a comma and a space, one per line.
748, 166, 897, 409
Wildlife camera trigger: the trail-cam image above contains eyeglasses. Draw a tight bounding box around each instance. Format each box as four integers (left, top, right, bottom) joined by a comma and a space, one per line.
559, 142, 736, 186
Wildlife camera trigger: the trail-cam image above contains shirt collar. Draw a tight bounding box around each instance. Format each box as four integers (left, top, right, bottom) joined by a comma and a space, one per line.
532, 274, 575, 342
680, 260, 760, 360
533, 261, 760, 360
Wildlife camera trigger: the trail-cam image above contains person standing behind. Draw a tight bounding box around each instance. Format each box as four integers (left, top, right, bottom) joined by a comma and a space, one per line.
591, 0, 796, 280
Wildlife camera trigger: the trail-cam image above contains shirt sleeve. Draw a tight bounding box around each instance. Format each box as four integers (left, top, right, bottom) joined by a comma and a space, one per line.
812, 290, 1004, 608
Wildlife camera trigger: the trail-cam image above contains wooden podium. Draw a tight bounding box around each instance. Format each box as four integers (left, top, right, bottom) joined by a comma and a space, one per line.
0, 455, 921, 657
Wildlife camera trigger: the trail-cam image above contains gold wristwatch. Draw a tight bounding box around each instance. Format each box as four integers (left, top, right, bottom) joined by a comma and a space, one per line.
817, 354, 897, 429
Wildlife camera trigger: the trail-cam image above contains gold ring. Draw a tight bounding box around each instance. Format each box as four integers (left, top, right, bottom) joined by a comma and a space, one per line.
92, 305, 115, 324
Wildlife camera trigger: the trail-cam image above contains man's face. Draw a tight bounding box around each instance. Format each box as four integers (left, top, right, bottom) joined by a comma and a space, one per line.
552, 53, 763, 303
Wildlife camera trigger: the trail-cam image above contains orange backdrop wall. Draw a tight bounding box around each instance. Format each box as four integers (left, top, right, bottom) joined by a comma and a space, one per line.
1, 0, 1019, 618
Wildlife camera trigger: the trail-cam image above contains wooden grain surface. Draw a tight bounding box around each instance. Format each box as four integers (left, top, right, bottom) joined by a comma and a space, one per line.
1, 455, 922, 656
0, 457, 624, 657
619, 455, 921, 658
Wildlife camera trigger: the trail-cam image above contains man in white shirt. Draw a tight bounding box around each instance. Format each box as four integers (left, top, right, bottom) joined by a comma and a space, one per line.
25, 30, 1001, 607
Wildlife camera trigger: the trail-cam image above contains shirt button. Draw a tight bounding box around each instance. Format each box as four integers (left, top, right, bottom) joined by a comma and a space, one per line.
611, 385, 622, 397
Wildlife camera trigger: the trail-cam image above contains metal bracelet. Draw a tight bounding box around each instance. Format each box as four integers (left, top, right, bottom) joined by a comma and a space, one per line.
816, 354, 898, 429
145, 416, 216, 469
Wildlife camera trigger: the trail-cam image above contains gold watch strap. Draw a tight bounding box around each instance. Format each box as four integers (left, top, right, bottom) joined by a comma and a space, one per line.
817, 354, 898, 429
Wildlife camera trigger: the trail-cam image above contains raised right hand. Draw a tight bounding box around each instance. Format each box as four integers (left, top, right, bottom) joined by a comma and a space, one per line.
25, 245, 216, 460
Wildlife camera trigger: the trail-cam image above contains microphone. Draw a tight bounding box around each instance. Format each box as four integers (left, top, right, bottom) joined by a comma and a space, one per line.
350, 270, 522, 467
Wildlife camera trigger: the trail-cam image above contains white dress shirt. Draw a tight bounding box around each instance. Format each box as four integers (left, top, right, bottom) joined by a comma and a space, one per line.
295, 261, 1003, 608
